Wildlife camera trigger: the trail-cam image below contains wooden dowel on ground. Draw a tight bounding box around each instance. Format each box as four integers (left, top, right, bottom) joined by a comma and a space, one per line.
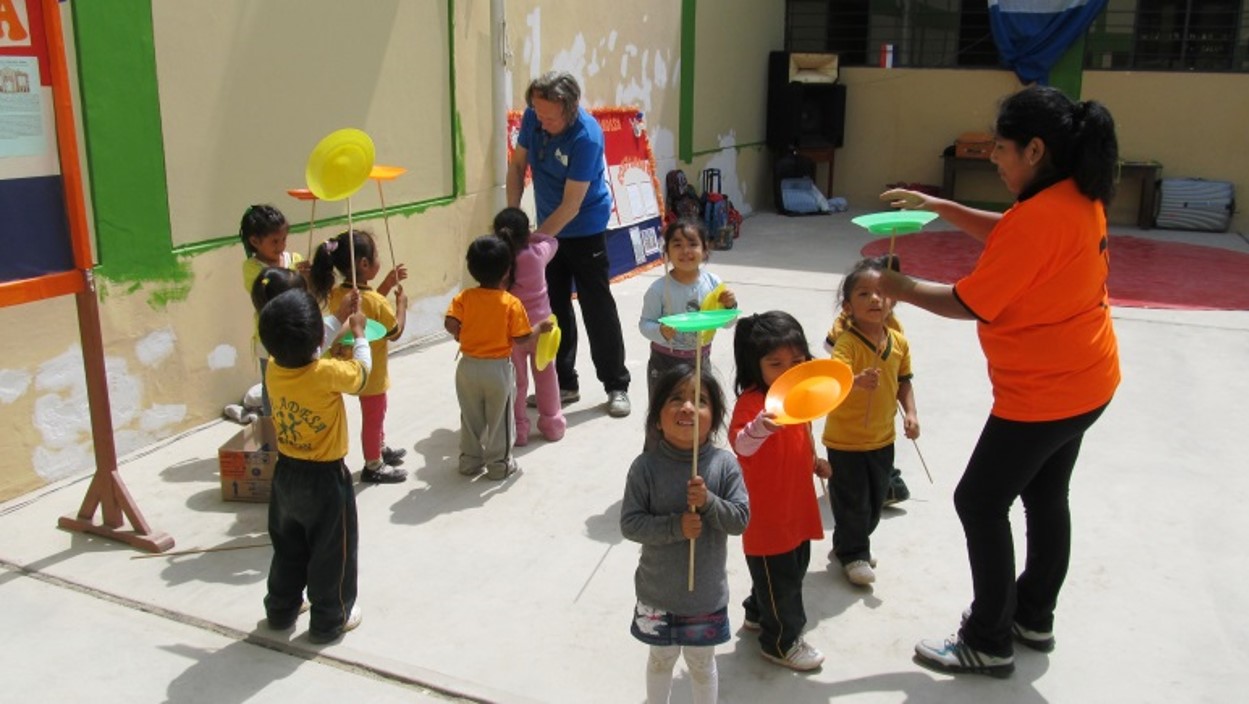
130, 542, 271, 559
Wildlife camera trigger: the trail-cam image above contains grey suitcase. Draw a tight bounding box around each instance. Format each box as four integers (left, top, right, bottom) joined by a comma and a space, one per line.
1155, 178, 1235, 232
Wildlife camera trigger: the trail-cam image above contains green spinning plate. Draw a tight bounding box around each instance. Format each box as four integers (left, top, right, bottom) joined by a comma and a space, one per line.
851, 210, 939, 234
340, 318, 388, 344
659, 308, 740, 332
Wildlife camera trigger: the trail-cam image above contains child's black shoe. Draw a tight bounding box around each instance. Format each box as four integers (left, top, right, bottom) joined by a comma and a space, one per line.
361, 463, 407, 483
381, 446, 406, 466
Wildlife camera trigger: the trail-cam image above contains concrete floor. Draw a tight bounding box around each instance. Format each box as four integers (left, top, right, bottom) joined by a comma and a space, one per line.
3, 210, 1248, 703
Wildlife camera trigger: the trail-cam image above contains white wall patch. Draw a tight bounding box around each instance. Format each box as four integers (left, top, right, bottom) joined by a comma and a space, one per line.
140, 404, 187, 432
136, 328, 176, 368
33, 389, 90, 450
0, 368, 32, 404
105, 356, 142, 429
32, 443, 93, 483
36, 346, 85, 393
207, 344, 237, 370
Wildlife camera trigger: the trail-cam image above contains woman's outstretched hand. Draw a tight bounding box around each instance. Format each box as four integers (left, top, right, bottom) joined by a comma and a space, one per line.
881, 188, 933, 211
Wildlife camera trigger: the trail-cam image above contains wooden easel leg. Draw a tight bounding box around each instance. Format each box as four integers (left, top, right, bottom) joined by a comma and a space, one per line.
57, 279, 174, 554
58, 473, 175, 553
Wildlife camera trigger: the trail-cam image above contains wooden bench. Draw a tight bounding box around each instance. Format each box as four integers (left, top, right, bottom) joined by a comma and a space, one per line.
941, 155, 1162, 228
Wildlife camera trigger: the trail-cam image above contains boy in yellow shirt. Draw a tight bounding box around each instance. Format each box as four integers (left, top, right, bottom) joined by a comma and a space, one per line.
259, 289, 371, 643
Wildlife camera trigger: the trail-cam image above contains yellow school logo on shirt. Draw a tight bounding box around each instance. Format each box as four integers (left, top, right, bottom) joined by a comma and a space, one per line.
275, 398, 328, 451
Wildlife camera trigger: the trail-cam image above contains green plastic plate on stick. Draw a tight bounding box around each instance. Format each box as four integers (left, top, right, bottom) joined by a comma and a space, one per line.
341, 318, 388, 344
851, 211, 939, 234
659, 308, 740, 333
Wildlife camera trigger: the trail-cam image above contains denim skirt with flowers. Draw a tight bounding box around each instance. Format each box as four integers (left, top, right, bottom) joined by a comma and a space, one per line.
630, 600, 731, 647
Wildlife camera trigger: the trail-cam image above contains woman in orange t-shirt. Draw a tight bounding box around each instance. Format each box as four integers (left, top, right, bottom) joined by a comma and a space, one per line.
878, 85, 1120, 678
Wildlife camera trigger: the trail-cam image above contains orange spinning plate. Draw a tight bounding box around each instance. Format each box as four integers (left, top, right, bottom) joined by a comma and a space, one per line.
305, 128, 375, 201
369, 165, 408, 181
764, 359, 854, 425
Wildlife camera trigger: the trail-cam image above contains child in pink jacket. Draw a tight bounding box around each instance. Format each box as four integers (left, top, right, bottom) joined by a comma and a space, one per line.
494, 207, 566, 445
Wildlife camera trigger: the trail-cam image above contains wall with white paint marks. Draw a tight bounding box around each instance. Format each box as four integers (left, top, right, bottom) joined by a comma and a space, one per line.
0, 1, 786, 501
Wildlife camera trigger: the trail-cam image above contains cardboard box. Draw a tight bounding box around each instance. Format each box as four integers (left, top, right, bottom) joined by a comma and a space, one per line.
786, 52, 839, 84
218, 418, 278, 502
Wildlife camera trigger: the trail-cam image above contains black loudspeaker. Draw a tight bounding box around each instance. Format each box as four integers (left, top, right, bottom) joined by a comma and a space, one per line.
767, 51, 846, 150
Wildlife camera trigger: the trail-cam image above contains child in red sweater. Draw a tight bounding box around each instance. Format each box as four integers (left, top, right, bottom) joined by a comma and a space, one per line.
729, 311, 831, 672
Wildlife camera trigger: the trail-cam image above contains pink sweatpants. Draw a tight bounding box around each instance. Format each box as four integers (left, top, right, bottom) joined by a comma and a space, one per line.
511, 345, 566, 445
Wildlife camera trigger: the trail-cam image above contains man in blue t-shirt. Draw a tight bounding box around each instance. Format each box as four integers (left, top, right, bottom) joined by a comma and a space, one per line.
506, 71, 632, 418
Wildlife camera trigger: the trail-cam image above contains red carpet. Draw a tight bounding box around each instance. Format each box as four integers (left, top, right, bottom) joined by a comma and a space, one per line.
861, 231, 1249, 311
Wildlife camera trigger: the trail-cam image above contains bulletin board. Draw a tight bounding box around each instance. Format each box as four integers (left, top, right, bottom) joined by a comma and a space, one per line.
507, 107, 664, 280
0, 0, 85, 306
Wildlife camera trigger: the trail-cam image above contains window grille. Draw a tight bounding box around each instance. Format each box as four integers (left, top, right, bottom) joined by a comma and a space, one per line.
785, 0, 1248, 73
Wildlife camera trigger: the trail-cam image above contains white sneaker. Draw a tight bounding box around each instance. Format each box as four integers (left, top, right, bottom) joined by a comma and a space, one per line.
607, 390, 631, 417
308, 604, 361, 644
762, 638, 825, 671
914, 635, 1014, 678
844, 559, 876, 586
828, 550, 876, 569
343, 604, 362, 633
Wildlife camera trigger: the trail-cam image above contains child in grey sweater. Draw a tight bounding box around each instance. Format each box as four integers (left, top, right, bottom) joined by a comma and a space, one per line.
621, 363, 750, 704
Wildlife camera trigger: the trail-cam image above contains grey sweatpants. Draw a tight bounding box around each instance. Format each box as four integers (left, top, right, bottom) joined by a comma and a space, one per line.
455, 355, 516, 476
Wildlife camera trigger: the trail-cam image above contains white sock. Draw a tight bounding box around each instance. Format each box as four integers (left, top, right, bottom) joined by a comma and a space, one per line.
645, 645, 680, 704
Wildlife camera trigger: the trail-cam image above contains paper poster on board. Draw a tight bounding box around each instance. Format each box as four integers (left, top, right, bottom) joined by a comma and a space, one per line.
0, 56, 45, 158
0, 0, 76, 289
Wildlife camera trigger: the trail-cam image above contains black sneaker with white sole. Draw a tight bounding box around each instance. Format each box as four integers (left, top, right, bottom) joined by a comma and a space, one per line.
381, 446, 406, 466
361, 463, 407, 483
960, 607, 1056, 653
914, 636, 1014, 678
1012, 622, 1056, 652
883, 467, 910, 506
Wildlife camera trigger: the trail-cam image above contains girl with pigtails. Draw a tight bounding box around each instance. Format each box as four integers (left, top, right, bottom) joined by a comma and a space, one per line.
309, 229, 409, 484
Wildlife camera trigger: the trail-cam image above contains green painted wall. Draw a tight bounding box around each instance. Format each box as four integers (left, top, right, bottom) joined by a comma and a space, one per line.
72, 1, 186, 291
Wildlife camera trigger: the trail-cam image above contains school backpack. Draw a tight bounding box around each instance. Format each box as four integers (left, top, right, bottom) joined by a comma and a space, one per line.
664, 169, 702, 226
700, 168, 742, 250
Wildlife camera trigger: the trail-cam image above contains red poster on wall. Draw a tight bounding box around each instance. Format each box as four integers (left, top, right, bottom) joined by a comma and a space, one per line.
507, 107, 664, 280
